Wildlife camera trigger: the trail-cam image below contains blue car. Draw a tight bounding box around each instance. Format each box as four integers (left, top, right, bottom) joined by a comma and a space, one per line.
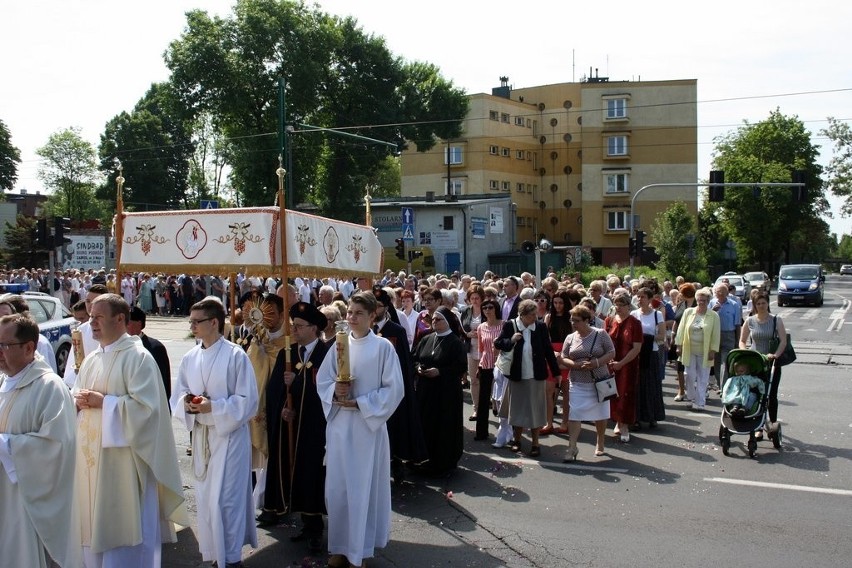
776, 264, 824, 307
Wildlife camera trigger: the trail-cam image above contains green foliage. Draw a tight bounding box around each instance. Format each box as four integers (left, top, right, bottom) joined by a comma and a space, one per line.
837, 234, 852, 260
573, 264, 709, 289
0, 118, 21, 192
165, 0, 468, 219
651, 201, 704, 280
3, 215, 43, 267
711, 108, 826, 269
821, 117, 852, 216
36, 127, 102, 221
98, 83, 194, 211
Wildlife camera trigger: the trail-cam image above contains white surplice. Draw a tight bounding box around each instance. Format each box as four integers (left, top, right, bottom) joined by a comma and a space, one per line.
172, 336, 259, 567
63, 320, 98, 388
0, 358, 80, 568
316, 332, 404, 566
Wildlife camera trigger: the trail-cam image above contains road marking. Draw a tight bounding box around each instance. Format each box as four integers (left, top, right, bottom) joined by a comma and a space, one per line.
706, 477, 852, 496
826, 298, 851, 332
800, 308, 821, 320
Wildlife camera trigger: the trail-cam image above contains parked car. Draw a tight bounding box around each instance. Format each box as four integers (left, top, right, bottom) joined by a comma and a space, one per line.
714, 272, 749, 301
21, 292, 79, 375
840, 264, 852, 276
776, 264, 824, 307
744, 271, 771, 296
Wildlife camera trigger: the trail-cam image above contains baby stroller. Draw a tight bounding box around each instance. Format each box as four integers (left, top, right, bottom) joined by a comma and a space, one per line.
718, 349, 782, 458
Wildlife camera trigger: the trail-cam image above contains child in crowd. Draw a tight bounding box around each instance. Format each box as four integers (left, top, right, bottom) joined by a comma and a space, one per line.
721, 362, 765, 417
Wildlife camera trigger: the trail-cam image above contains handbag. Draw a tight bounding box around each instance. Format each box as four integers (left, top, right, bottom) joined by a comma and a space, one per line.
588, 331, 618, 402
769, 315, 796, 366
495, 320, 517, 376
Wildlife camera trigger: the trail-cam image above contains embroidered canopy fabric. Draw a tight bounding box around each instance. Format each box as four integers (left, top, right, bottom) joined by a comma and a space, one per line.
117, 207, 383, 277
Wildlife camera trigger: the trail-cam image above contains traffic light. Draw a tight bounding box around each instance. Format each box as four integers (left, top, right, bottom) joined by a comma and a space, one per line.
792, 170, 807, 202
628, 237, 637, 258
408, 250, 423, 262
54, 217, 72, 245
394, 238, 405, 260
36, 218, 48, 247
635, 230, 647, 255
709, 170, 725, 202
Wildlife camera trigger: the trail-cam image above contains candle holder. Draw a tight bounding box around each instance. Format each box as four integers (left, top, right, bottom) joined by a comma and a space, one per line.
334, 320, 353, 383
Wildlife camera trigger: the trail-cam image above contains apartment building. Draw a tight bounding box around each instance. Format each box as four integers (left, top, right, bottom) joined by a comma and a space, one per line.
400, 75, 698, 266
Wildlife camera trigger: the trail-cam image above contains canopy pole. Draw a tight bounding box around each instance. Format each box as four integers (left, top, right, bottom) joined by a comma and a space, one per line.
276, 157, 296, 486
114, 164, 126, 276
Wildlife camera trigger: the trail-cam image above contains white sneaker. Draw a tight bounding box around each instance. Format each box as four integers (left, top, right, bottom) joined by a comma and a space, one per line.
690, 403, 706, 411
674, 394, 685, 402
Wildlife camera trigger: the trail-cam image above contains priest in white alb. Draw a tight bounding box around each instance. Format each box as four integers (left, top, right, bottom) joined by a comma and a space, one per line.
0, 314, 80, 567
316, 291, 404, 568
172, 297, 259, 568
73, 294, 187, 567
62, 283, 107, 388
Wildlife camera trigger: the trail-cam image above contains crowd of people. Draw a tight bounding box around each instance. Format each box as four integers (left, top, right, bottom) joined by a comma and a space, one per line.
0, 263, 791, 568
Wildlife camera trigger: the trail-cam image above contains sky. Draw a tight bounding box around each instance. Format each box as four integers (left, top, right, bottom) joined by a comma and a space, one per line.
2, 0, 850, 236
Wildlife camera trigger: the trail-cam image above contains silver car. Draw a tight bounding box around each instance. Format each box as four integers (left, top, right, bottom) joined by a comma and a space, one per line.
744, 271, 771, 295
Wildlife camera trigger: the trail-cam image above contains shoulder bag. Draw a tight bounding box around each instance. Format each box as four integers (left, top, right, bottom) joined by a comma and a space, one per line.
589, 330, 618, 402
495, 320, 517, 376
769, 315, 796, 366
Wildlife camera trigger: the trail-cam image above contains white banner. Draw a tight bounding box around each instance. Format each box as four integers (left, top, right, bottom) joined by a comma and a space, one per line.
117, 207, 383, 278
60, 235, 106, 271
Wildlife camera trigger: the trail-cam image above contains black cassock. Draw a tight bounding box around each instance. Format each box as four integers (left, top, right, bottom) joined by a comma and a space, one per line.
263, 338, 331, 515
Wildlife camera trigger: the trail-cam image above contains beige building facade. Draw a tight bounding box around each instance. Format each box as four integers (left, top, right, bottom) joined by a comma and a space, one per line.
400, 76, 698, 266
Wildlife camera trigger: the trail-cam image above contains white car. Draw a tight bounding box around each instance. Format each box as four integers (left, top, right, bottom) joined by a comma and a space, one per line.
715, 272, 749, 300
841, 264, 852, 276
22, 292, 80, 375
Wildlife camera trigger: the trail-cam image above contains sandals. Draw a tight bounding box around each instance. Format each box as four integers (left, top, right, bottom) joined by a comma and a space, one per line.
509, 441, 521, 453
529, 445, 541, 457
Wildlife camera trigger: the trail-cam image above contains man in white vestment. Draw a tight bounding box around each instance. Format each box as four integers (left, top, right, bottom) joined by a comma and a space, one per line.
0, 295, 58, 373
172, 297, 259, 568
63, 283, 107, 388
73, 294, 187, 568
0, 314, 80, 567
316, 292, 404, 568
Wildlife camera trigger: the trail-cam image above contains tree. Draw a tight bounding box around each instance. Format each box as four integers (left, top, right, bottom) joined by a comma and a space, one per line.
837, 233, 852, 260
711, 109, 826, 270
821, 116, 852, 216
0, 118, 21, 192
165, 0, 467, 219
37, 127, 102, 221
651, 201, 703, 280
3, 215, 43, 267
98, 83, 194, 210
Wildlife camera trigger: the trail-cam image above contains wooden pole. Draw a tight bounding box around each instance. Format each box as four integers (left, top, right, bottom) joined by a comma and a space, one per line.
276, 158, 296, 486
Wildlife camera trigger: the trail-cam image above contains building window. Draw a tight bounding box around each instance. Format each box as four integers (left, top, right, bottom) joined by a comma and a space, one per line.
446, 179, 463, 195
489, 145, 498, 155
607, 211, 628, 231
443, 215, 454, 230
516, 182, 525, 192
517, 217, 526, 227
515, 150, 524, 160
526, 151, 532, 161
526, 118, 532, 128
489, 179, 499, 190
606, 98, 627, 119
514, 116, 525, 126
501, 181, 511, 191
501, 113, 510, 123
489, 110, 499, 121
605, 173, 629, 193
501, 147, 510, 157
607, 136, 628, 156
526, 184, 533, 194
444, 146, 463, 165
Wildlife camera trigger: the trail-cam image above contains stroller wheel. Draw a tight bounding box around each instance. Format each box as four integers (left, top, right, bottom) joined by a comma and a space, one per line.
747, 438, 757, 458
771, 424, 782, 449
720, 426, 731, 456
718, 424, 727, 446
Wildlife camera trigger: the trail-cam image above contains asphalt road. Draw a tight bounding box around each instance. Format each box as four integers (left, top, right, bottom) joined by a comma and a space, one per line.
147, 277, 852, 568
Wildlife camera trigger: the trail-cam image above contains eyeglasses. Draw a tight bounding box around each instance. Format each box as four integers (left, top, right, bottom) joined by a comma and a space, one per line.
535, 298, 548, 303
189, 317, 214, 326
0, 342, 26, 350
482, 306, 495, 310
